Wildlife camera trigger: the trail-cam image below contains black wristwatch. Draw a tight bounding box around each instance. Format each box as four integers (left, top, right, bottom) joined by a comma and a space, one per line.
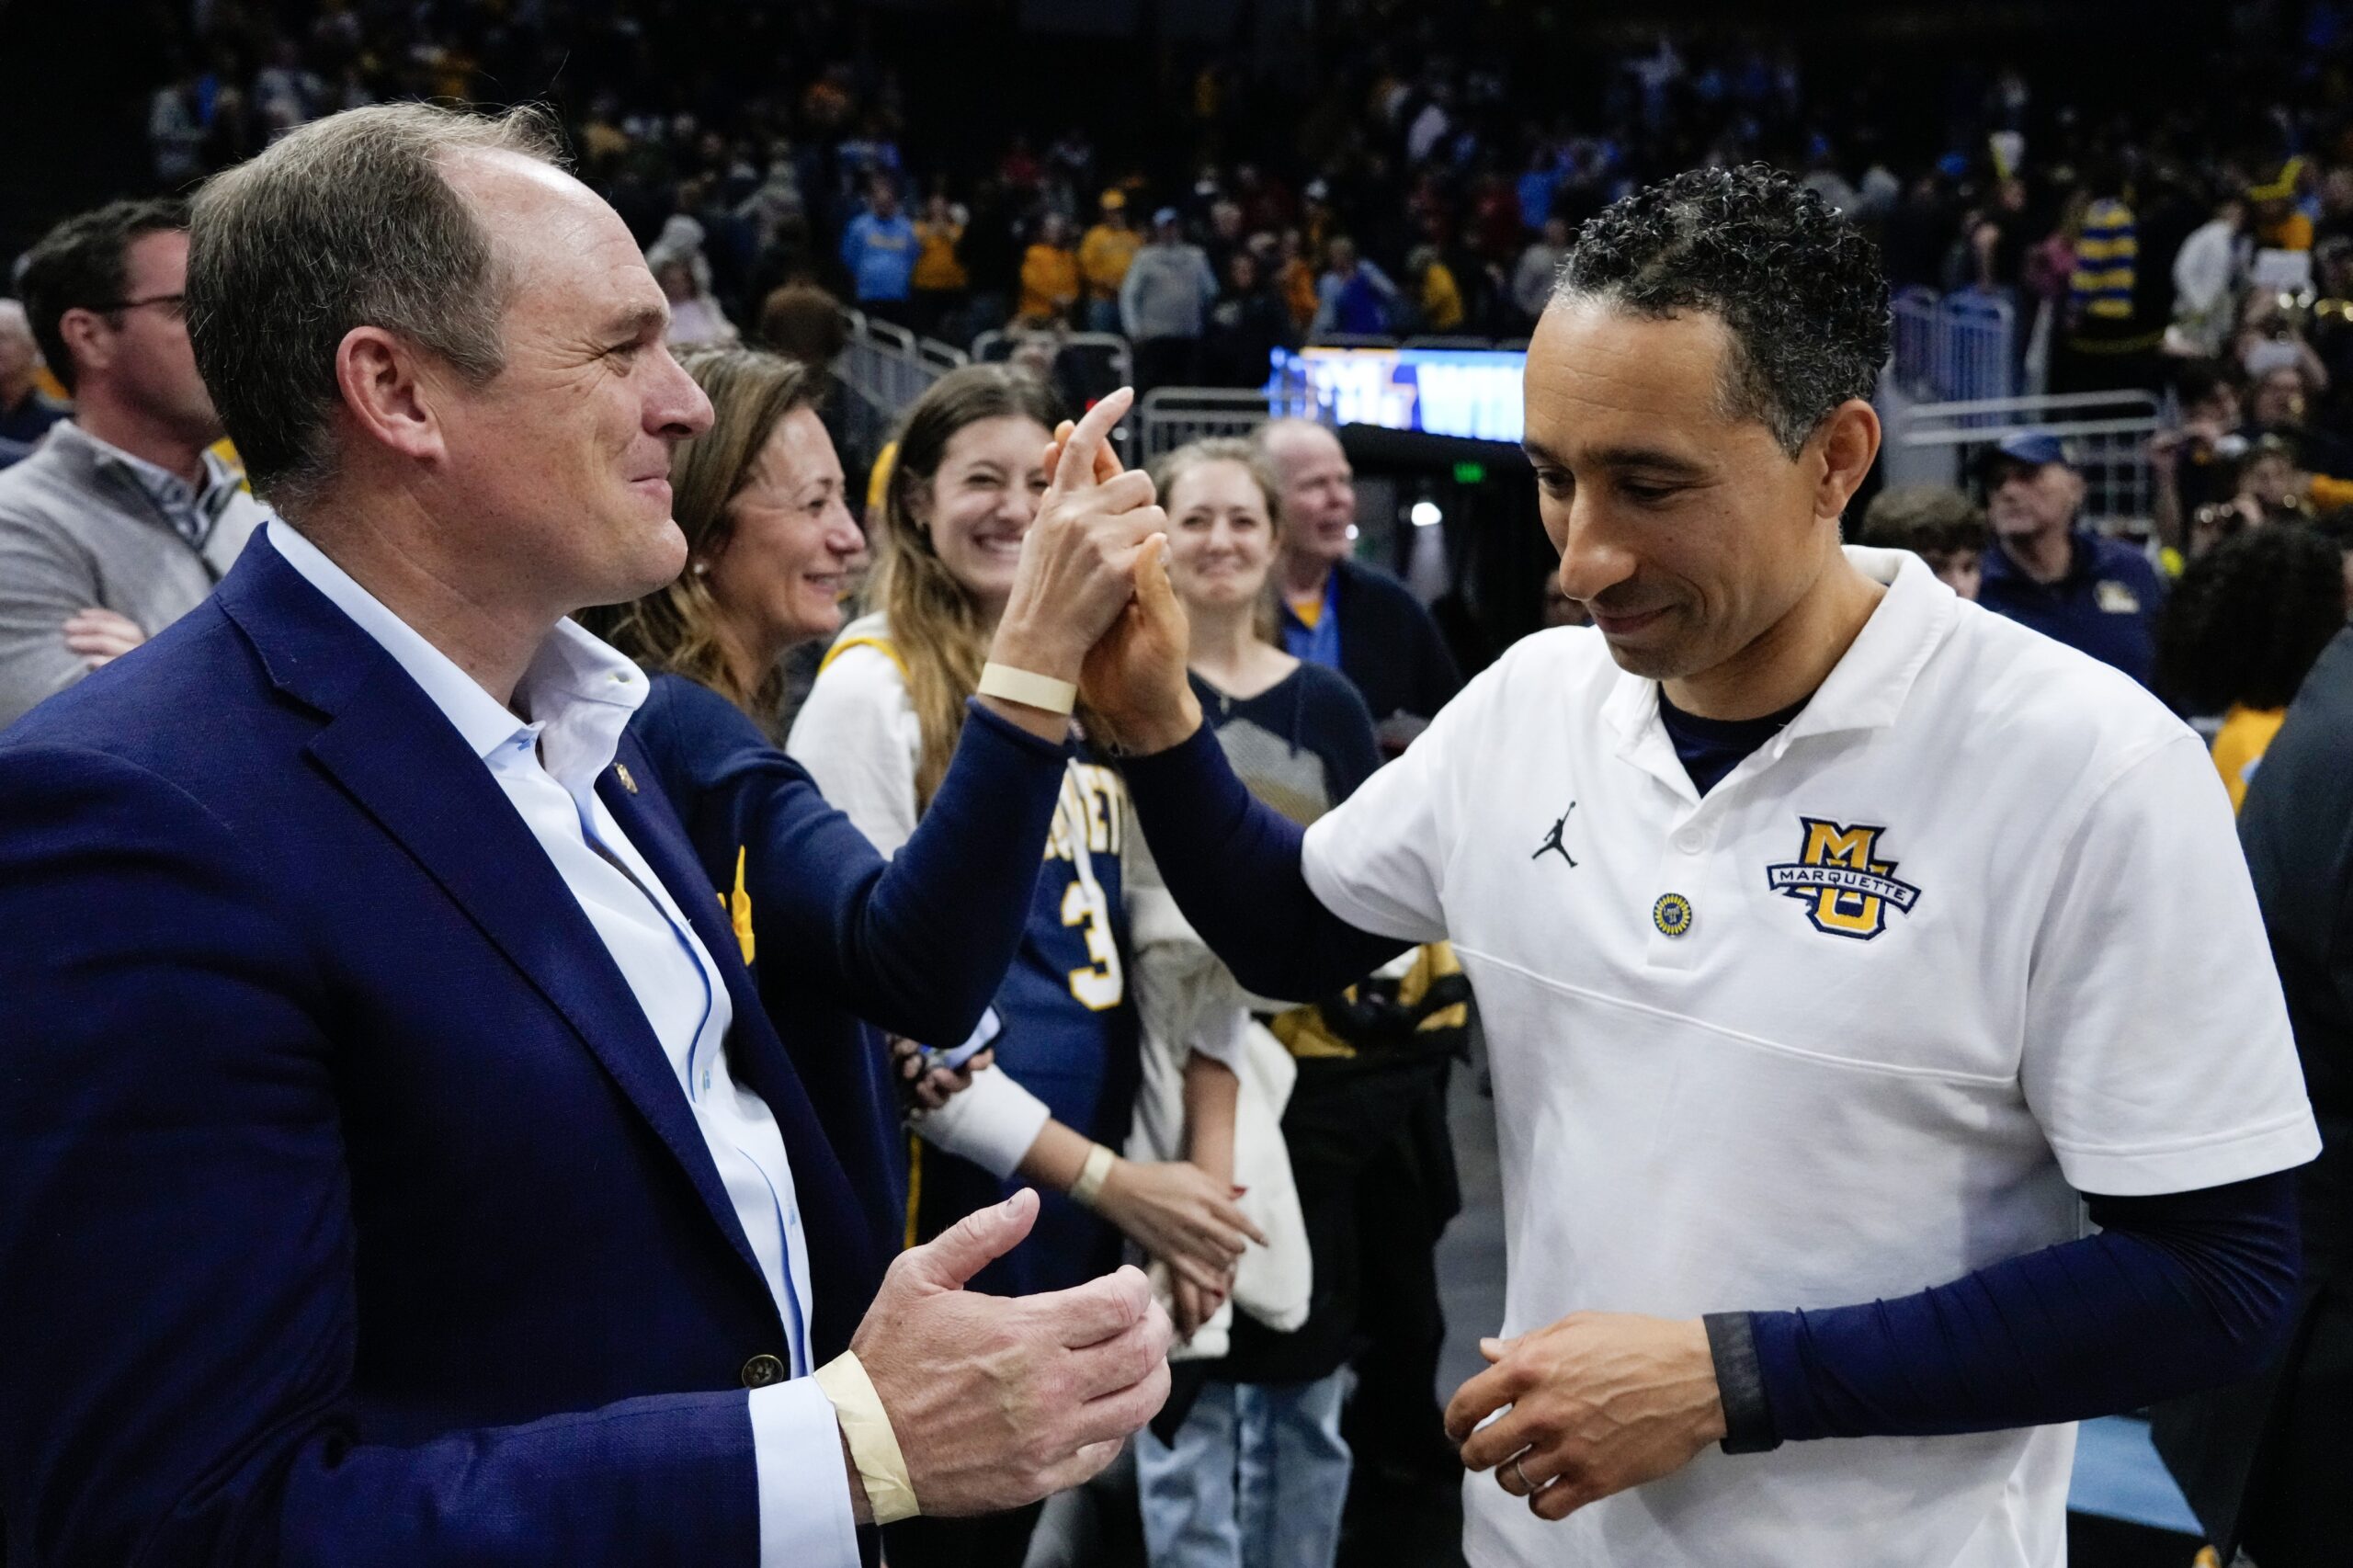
1702, 1312, 1783, 1456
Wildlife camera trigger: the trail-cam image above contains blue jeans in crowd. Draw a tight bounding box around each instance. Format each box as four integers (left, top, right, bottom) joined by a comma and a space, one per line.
1135, 1369, 1353, 1568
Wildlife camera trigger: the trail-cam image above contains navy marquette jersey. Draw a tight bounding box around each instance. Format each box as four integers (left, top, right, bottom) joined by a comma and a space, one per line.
919, 757, 1140, 1296
787, 618, 1145, 1295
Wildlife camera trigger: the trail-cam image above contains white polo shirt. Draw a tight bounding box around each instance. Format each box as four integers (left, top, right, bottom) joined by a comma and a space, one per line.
1301, 546, 2319, 1568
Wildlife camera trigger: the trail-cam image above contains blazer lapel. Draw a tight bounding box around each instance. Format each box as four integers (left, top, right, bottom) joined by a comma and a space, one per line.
599, 738, 883, 1350
216, 535, 775, 1317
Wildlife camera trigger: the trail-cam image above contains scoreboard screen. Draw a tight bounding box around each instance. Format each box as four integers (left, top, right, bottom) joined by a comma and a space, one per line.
1267, 346, 1527, 445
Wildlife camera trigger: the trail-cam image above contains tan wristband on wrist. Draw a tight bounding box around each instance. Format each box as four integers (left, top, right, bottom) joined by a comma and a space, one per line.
1068, 1142, 1117, 1209
977, 662, 1078, 716
815, 1350, 920, 1524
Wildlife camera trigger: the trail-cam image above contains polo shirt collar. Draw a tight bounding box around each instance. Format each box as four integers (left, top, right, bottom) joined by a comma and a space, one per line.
52, 419, 245, 548
1600, 546, 1959, 786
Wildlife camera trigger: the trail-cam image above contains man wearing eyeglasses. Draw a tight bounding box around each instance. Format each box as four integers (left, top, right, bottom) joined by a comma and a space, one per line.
0, 198, 270, 727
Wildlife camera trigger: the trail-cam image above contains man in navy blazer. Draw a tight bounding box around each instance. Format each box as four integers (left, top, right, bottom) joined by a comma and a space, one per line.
0, 104, 1174, 1563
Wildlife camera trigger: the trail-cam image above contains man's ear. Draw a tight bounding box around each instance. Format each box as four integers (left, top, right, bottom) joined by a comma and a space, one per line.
1813, 399, 1882, 523
334, 324, 449, 467
55, 308, 112, 386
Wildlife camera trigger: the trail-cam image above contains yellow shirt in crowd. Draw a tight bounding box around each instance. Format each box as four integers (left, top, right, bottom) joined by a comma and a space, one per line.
2260, 210, 2315, 252
913, 220, 967, 292
2211, 704, 2288, 814
1279, 257, 1319, 330
1420, 262, 1465, 332
1078, 223, 1141, 299
1018, 244, 1081, 322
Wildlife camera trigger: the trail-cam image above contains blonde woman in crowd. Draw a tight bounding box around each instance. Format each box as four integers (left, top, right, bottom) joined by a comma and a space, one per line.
1131, 437, 1466, 1568
788, 366, 1265, 1568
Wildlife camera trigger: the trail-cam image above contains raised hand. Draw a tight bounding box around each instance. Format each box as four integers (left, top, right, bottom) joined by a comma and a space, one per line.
984, 388, 1164, 710
1081, 536, 1203, 756
851, 1187, 1174, 1519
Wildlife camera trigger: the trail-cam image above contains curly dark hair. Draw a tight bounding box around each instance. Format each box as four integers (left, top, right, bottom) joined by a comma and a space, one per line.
1554, 164, 1890, 457
2157, 525, 2348, 714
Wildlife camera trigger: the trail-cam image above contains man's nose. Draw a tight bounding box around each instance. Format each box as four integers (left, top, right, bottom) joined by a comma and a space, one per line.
651, 349, 714, 439
1553, 497, 1638, 604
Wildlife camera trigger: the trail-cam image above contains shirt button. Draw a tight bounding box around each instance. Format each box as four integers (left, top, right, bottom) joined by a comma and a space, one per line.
740, 1353, 787, 1388
1673, 828, 1705, 854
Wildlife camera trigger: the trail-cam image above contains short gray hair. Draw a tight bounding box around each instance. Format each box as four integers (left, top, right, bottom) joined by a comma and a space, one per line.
186, 102, 563, 515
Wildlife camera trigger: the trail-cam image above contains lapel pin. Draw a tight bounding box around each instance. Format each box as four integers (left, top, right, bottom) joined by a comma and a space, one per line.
615, 762, 639, 795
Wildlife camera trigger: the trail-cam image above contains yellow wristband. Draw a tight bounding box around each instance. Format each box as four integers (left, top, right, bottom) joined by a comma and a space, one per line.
814, 1350, 920, 1525
977, 662, 1078, 716
1068, 1142, 1117, 1209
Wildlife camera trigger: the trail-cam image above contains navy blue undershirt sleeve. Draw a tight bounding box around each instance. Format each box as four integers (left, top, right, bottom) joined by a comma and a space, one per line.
643, 683, 1068, 1044
1119, 719, 1408, 1000
1727, 1171, 2301, 1446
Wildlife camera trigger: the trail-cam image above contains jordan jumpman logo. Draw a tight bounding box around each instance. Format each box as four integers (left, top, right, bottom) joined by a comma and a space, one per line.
1532, 802, 1577, 868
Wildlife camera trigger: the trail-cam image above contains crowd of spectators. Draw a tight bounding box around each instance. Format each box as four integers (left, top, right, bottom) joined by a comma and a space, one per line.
83, 4, 2353, 394
9, 7, 2353, 1565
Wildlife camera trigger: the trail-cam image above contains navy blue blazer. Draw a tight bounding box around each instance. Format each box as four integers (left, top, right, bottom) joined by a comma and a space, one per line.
0, 532, 886, 1563
625, 672, 1072, 1264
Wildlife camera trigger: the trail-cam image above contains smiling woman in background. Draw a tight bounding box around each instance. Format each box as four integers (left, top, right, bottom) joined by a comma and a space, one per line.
1131, 437, 1471, 1568
787, 365, 1266, 1568
593, 347, 963, 1255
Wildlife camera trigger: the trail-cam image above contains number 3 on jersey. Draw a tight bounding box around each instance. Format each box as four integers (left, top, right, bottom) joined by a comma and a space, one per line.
1060, 877, 1124, 1010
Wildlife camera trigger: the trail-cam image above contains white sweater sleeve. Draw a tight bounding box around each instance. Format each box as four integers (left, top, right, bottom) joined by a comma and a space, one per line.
912, 1062, 1054, 1179
789, 630, 1061, 1178
784, 639, 922, 858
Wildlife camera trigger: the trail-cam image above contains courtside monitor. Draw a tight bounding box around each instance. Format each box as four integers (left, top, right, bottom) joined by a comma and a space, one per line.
1268, 345, 1527, 445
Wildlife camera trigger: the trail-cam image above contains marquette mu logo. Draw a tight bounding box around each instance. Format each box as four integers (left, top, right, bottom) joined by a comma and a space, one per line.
1765, 818, 1922, 940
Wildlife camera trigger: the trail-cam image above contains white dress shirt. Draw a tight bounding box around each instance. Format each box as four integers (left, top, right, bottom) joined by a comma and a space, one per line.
270, 521, 857, 1567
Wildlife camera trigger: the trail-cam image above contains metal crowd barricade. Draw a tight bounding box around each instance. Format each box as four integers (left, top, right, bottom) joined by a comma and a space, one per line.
1890, 287, 1940, 400
972, 329, 1135, 391
1135, 386, 1330, 460
969, 329, 1139, 439
1933, 291, 2017, 406
1890, 288, 2017, 404
835, 309, 970, 423
1890, 391, 2164, 533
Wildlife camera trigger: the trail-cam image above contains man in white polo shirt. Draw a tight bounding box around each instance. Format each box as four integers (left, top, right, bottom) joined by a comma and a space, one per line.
1090, 164, 2319, 1567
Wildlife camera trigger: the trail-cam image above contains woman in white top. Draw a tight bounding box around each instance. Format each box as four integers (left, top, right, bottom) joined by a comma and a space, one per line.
788, 367, 1259, 1321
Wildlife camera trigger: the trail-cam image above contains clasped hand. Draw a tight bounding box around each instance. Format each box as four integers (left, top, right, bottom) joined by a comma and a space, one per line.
1444, 1312, 1728, 1523
980, 386, 1200, 754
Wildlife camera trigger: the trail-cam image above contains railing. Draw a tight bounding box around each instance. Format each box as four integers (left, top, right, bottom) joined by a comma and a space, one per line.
1134, 385, 1332, 460
836, 309, 970, 423
1890, 287, 2018, 404
971, 329, 1137, 408
1889, 391, 2165, 532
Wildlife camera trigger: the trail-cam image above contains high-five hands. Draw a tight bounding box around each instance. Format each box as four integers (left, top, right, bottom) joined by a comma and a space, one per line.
982, 388, 1165, 739
1031, 409, 1202, 756
848, 1187, 1174, 1522
1445, 1312, 1727, 1523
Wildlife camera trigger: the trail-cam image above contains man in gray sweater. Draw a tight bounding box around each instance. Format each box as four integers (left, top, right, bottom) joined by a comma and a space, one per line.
1120, 208, 1220, 394
0, 199, 268, 728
